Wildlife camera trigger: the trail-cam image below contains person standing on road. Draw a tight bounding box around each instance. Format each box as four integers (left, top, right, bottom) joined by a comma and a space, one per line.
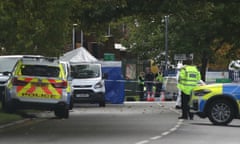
175, 71, 182, 109
177, 60, 201, 120
155, 69, 164, 99
175, 62, 183, 109
138, 72, 145, 101
145, 67, 155, 98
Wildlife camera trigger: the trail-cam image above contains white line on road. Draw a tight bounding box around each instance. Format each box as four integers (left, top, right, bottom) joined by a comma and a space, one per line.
150, 136, 162, 140
162, 131, 170, 136
170, 127, 177, 132
135, 102, 184, 144
136, 140, 149, 144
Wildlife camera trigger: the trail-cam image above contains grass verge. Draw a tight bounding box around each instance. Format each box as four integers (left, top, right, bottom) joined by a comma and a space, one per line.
0, 103, 23, 126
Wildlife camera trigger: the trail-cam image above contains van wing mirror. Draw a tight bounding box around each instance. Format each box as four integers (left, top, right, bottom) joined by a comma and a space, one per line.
3, 71, 12, 76
67, 76, 73, 81
103, 73, 108, 79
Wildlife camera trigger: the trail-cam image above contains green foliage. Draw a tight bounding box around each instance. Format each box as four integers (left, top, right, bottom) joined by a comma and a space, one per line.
0, 0, 71, 56
0, 0, 239, 77
120, 1, 240, 69
120, 16, 165, 61
0, 103, 23, 125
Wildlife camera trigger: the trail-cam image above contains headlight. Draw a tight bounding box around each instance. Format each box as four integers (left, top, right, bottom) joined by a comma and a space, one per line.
193, 89, 211, 97
94, 82, 103, 89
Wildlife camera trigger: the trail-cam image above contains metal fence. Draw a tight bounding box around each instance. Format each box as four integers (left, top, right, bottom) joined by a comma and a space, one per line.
229, 70, 240, 82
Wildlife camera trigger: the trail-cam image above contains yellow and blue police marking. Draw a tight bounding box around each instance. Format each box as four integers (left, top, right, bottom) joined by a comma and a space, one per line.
198, 83, 240, 112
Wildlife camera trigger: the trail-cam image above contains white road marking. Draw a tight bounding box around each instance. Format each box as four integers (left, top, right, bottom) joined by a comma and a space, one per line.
162, 131, 170, 136
150, 136, 162, 140
170, 127, 177, 132
136, 140, 149, 144
135, 102, 184, 144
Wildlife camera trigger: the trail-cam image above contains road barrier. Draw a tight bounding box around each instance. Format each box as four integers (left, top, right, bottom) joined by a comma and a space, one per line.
104, 79, 175, 102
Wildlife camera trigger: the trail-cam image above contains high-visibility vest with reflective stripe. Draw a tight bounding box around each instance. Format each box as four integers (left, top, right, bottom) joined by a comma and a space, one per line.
138, 76, 144, 85
156, 73, 164, 83
177, 65, 201, 95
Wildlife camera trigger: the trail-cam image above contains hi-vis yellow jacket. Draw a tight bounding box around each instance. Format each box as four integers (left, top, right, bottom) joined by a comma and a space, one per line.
177, 65, 201, 95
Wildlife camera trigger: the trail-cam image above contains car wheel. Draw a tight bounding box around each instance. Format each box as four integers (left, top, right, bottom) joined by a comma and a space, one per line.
208, 100, 234, 125
99, 94, 105, 107
2, 89, 16, 113
69, 99, 74, 110
63, 108, 69, 119
3, 101, 16, 113
99, 97, 106, 107
99, 101, 106, 107
1, 93, 6, 110
54, 106, 69, 119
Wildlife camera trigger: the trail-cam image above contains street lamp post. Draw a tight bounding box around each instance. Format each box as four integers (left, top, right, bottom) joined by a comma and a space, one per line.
72, 24, 78, 50
81, 30, 83, 47
164, 15, 169, 76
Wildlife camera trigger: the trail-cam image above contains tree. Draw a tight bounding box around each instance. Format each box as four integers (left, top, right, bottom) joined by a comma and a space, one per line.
167, 1, 240, 80
0, 0, 71, 56
118, 1, 240, 80
0, 0, 240, 81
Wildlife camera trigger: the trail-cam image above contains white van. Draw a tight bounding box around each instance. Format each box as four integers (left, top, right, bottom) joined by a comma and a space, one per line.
70, 63, 107, 107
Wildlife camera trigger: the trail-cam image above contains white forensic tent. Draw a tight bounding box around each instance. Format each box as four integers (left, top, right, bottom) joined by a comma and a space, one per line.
60, 47, 98, 63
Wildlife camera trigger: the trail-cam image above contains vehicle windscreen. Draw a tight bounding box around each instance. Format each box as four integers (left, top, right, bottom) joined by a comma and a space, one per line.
71, 64, 100, 79
21, 65, 60, 77
0, 57, 20, 73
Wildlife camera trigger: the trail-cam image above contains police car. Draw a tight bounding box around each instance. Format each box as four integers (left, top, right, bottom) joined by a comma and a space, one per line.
2, 57, 71, 118
0, 55, 43, 101
190, 83, 240, 125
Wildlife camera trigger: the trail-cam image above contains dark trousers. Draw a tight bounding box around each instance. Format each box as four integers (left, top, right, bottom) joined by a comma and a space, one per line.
138, 84, 144, 101
180, 91, 193, 119
145, 82, 153, 93
155, 83, 162, 97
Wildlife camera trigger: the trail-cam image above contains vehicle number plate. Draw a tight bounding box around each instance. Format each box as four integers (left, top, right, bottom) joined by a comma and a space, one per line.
31, 82, 48, 87
76, 94, 89, 97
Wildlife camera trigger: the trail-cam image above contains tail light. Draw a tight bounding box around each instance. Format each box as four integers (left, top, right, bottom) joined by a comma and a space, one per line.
12, 77, 28, 86
51, 81, 67, 88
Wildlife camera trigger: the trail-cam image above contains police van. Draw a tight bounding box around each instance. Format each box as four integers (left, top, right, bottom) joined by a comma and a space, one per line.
2, 57, 71, 118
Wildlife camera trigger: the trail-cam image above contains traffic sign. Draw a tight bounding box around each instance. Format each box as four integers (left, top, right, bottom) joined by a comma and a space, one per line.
174, 54, 187, 60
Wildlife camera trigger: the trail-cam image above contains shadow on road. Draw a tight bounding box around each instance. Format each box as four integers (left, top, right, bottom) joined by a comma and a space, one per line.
190, 122, 240, 128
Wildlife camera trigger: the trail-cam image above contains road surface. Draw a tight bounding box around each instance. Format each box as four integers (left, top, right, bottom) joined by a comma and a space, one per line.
0, 102, 239, 144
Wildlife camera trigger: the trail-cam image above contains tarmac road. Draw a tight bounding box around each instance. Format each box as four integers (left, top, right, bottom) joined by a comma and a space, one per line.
1, 102, 239, 144
151, 115, 240, 144
0, 102, 181, 144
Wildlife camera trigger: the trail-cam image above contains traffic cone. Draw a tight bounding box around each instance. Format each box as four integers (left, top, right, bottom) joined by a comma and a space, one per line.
147, 91, 151, 101
151, 92, 155, 101
160, 91, 165, 101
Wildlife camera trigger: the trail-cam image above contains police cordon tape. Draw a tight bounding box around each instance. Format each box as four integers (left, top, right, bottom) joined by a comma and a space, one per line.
104, 79, 178, 84
104, 79, 178, 101
104, 79, 178, 93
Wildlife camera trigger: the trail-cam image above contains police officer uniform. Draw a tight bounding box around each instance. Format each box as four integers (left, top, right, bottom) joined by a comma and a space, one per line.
138, 72, 145, 101
177, 64, 201, 120
144, 68, 155, 96
155, 71, 164, 98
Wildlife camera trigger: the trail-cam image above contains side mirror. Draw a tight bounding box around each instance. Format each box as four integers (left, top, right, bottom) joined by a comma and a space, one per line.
67, 76, 73, 81
103, 73, 108, 79
3, 71, 12, 76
